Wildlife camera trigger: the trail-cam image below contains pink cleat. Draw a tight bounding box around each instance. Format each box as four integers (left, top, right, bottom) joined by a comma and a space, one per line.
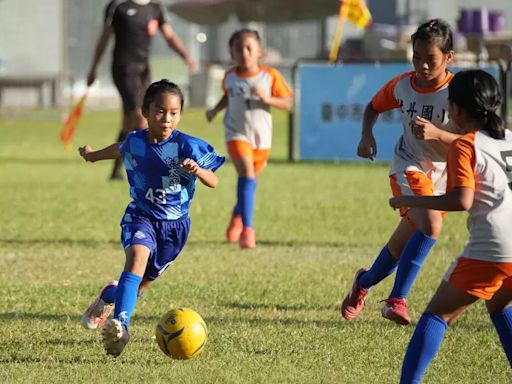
226, 215, 243, 243
81, 280, 118, 330
381, 297, 411, 325
341, 269, 368, 321
239, 227, 256, 249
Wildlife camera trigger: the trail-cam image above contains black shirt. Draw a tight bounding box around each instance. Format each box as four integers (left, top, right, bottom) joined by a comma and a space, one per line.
105, 0, 169, 66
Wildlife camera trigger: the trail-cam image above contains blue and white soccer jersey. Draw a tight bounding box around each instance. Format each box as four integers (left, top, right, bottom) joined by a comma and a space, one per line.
119, 129, 224, 280
119, 129, 224, 220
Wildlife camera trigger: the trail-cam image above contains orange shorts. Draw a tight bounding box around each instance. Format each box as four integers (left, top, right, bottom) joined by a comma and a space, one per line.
444, 257, 512, 300
390, 170, 447, 219
226, 140, 270, 175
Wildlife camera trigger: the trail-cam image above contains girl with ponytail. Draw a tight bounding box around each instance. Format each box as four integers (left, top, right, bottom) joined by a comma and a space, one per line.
390, 69, 512, 382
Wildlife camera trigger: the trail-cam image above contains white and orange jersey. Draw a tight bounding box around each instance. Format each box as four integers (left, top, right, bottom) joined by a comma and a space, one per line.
372, 71, 457, 192
222, 65, 292, 150
447, 130, 512, 262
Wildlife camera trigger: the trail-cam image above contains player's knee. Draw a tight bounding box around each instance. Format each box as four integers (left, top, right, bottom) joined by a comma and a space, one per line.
414, 211, 443, 238
124, 245, 150, 274
424, 221, 442, 238
138, 280, 152, 297
445, 316, 457, 326
233, 159, 255, 178
486, 293, 512, 315
386, 243, 402, 260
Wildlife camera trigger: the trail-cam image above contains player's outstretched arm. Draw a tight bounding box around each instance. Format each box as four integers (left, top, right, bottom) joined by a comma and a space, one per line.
78, 143, 121, 163
181, 158, 218, 188
206, 95, 228, 122
389, 187, 474, 212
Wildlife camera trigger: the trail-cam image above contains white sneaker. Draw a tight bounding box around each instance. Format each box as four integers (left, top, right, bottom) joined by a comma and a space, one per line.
102, 319, 130, 357
80, 280, 118, 330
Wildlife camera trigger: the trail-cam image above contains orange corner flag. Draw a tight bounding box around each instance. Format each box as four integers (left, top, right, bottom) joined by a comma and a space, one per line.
60, 93, 87, 151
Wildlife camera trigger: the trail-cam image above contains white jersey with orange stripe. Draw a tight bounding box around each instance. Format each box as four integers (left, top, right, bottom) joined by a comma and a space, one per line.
222, 66, 292, 150
372, 71, 457, 193
458, 130, 512, 262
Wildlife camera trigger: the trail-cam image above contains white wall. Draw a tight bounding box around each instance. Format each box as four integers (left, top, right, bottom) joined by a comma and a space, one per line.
0, 0, 64, 76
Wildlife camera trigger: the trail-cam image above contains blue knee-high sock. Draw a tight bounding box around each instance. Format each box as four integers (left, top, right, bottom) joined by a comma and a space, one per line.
491, 306, 512, 366
102, 283, 146, 303
237, 177, 256, 228
401, 312, 448, 384
233, 202, 241, 216
359, 246, 398, 290
390, 231, 436, 299
113, 271, 142, 329
102, 285, 117, 303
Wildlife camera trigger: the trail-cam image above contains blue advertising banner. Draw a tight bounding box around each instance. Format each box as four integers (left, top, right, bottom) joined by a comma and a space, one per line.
296, 63, 499, 161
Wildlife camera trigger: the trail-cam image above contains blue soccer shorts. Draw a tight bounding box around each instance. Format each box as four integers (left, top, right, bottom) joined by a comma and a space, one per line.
120, 210, 190, 281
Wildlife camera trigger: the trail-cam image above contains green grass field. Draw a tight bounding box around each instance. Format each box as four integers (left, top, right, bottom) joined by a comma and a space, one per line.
1, 108, 511, 384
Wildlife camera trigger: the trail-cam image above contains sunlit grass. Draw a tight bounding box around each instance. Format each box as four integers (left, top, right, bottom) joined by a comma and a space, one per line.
0, 109, 510, 383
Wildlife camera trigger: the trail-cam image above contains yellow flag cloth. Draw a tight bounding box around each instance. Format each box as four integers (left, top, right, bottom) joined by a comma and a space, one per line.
340, 0, 372, 29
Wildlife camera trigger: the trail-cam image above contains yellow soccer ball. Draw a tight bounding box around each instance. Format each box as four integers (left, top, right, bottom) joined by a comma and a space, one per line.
155, 307, 208, 360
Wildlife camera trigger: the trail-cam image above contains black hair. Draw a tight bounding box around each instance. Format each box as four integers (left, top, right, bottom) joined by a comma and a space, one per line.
448, 69, 505, 139
228, 28, 261, 50
411, 19, 453, 54
142, 79, 184, 111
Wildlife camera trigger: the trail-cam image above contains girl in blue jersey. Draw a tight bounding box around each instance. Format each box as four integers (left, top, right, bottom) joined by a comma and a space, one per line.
78, 79, 225, 357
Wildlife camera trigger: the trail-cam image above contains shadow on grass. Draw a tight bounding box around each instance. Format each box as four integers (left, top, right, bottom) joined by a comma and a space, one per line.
0, 310, 497, 332
47, 338, 98, 346
0, 156, 82, 165
266, 158, 389, 168
0, 238, 120, 247
0, 312, 76, 321
0, 237, 358, 249
0, 310, 338, 328
137, 313, 343, 328
0, 356, 95, 365
0, 156, 389, 168
219, 301, 336, 312
254, 239, 351, 248
0, 351, 161, 365
0, 238, 226, 248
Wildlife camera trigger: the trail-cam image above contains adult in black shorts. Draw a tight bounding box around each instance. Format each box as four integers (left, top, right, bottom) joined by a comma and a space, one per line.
86, 0, 196, 180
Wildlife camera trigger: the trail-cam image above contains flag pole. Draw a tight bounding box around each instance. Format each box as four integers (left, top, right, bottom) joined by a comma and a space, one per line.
328, 1, 348, 64
60, 87, 89, 151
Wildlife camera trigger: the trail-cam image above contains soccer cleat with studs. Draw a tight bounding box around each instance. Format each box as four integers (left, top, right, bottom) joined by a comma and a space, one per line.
102, 318, 130, 357
239, 227, 256, 249
226, 214, 243, 243
341, 268, 368, 321
381, 297, 411, 325
81, 280, 118, 330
